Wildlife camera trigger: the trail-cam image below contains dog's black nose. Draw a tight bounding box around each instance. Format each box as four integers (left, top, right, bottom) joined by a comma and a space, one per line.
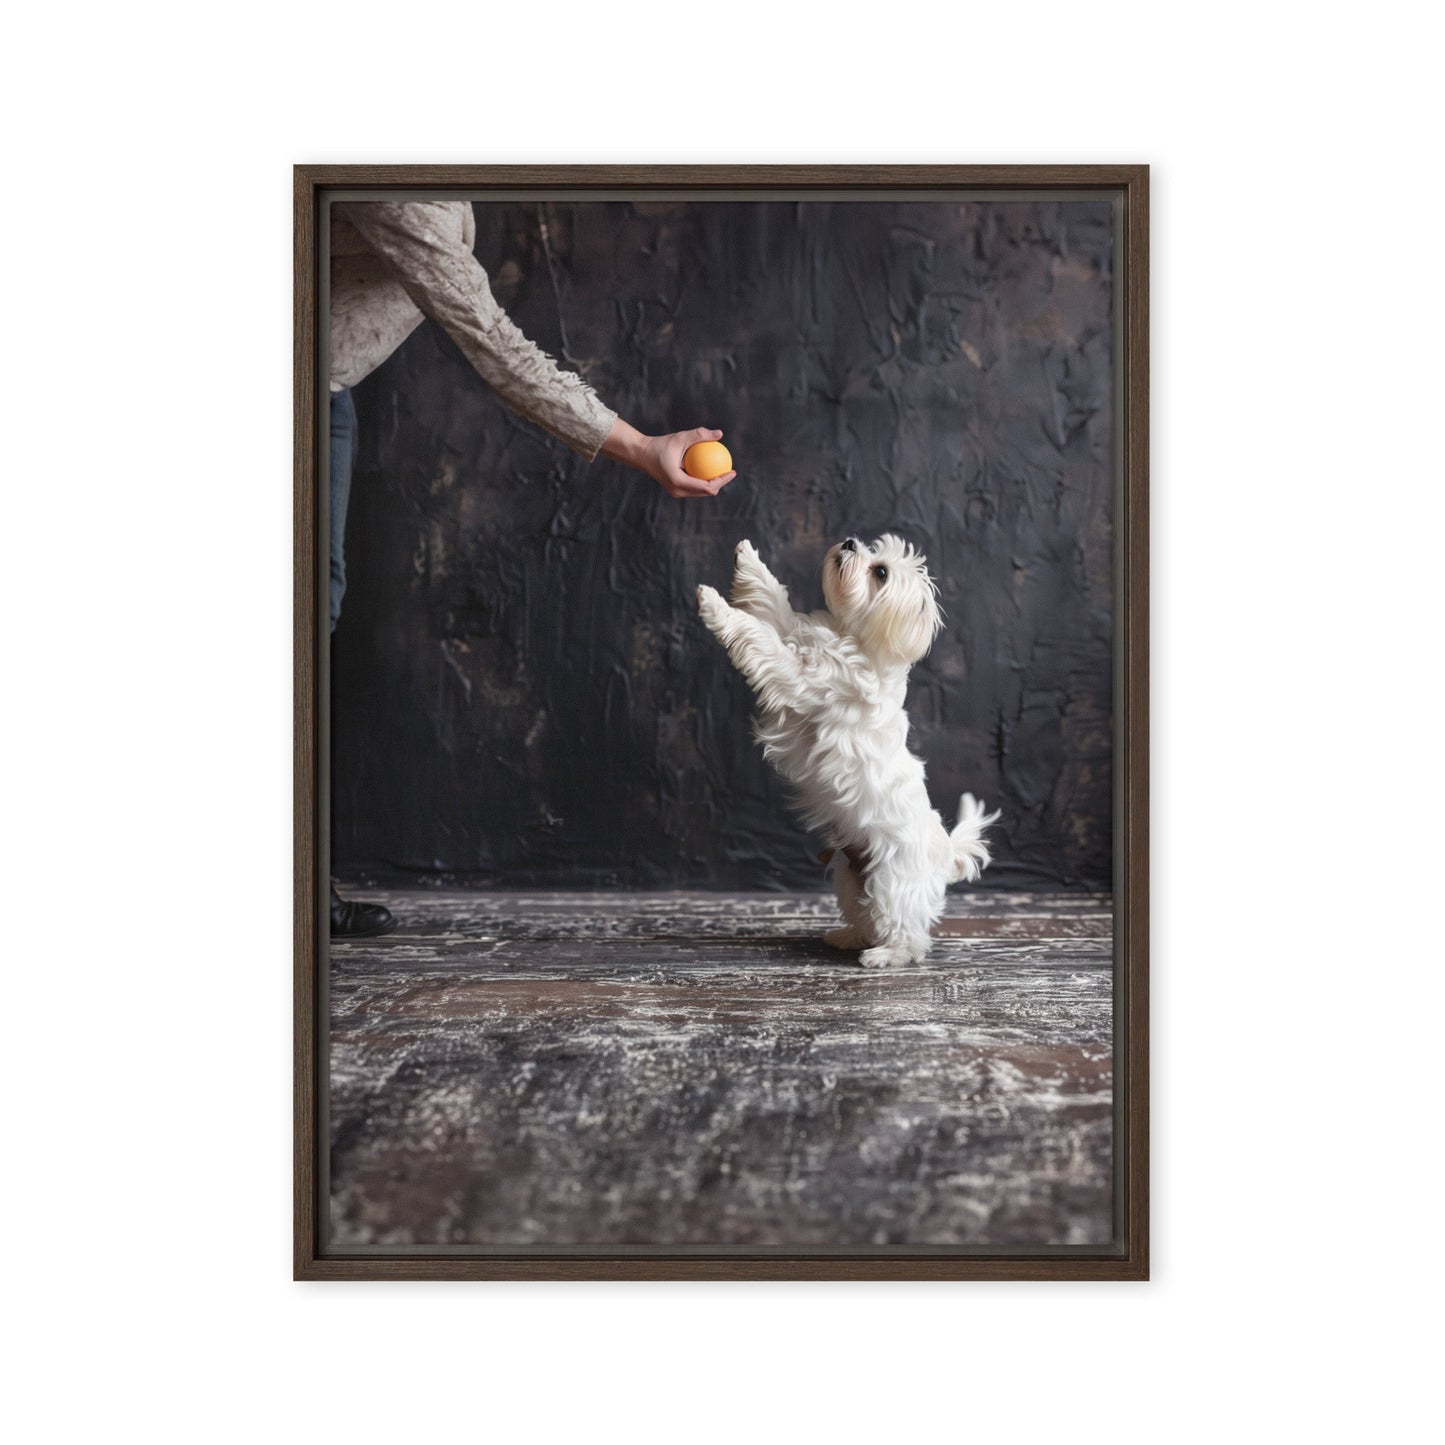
841, 537, 858, 552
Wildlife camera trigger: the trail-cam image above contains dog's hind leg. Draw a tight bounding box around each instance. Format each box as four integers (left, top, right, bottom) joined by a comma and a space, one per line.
824, 857, 874, 951
729, 540, 799, 637
856, 855, 938, 968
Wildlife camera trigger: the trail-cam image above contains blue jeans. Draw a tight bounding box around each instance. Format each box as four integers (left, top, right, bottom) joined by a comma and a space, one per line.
329, 388, 357, 632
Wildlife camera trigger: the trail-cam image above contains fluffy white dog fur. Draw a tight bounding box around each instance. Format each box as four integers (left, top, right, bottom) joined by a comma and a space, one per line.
698, 535, 999, 969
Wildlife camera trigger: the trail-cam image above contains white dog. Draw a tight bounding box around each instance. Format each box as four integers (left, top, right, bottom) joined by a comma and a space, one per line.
697, 535, 999, 968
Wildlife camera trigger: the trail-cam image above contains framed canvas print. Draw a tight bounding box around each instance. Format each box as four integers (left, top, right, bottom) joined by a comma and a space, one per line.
294, 164, 1148, 1280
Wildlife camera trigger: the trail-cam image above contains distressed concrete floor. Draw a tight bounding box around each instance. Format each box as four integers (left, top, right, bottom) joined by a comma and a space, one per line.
328, 890, 1113, 1250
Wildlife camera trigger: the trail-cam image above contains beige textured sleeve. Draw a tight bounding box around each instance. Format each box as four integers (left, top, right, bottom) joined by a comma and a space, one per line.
339, 202, 617, 461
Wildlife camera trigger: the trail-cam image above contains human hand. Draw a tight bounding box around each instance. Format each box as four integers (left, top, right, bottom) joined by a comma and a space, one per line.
601, 419, 737, 498
646, 427, 737, 498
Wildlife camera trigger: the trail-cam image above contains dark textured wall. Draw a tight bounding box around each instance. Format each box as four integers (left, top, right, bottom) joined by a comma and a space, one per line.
331, 199, 1113, 890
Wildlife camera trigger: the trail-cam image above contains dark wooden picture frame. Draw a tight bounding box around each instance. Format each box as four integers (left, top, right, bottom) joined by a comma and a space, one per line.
294, 164, 1149, 1281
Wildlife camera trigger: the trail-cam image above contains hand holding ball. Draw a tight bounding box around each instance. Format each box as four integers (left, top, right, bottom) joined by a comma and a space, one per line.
682, 440, 734, 482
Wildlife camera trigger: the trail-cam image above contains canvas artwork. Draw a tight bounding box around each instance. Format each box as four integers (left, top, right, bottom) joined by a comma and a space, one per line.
301, 173, 1144, 1273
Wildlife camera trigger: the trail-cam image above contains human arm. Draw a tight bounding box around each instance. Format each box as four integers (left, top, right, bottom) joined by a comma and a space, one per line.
338, 203, 735, 496
339, 201, 613, 456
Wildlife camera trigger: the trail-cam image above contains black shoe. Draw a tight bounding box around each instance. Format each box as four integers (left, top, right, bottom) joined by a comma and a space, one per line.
330, 886, 397, 940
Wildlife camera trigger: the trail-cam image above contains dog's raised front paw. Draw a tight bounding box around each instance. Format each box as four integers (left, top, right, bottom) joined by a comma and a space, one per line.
697, 584, 726, 624
734, 538, 759, 564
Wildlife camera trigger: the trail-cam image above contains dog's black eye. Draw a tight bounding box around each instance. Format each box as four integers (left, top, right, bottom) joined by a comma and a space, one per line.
873, 566, 888, 583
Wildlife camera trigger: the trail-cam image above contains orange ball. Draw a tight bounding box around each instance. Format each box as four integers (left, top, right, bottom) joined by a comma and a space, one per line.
682, 440, 733, 482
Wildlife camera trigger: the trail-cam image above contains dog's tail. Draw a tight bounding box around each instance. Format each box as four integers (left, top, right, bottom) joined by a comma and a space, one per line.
949, 792, 1001, 884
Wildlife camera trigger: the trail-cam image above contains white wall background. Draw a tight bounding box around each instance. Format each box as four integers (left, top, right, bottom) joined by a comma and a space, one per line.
4, 2, 1440, 1439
